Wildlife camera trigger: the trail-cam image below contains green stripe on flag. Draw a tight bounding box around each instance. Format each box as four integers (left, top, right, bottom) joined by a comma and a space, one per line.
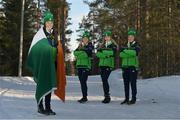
26, 38, 57, 104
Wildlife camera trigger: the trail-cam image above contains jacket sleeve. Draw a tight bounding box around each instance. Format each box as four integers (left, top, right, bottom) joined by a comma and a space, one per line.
102, 43, 117, 57
96, 51, 106, 58
74, 50, 88, 58
102, 50, 114, 57
73, 50, 79, 57
130, 42, 141, 55
120, 51, 129, 58
120, 49, 136, 58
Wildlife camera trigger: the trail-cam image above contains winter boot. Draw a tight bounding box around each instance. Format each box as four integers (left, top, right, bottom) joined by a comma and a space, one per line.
44, 109, 56, 115
120, 99, 129, 105
128, 99, 136, 105
102, 96, 111, 104
44, 103, 56, 115
78, 97, 88, 103
38, 106, 45, 114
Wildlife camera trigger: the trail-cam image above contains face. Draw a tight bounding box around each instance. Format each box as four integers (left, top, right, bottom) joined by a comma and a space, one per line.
104, 36, 111, 42
45, 21, 54, 32
128, 35, 135, 42
82, 37, 89, 45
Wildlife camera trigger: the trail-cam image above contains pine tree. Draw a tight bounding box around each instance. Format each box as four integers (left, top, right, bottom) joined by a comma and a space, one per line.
22, 0, 40, 75
0, 0, 38, 75
82, 0, 180, 78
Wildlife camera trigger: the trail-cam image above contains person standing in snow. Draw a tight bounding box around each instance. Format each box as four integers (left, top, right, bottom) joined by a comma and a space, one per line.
27, 11, 58, 115
96, 30, 117, 104
119, 28, 141, 105
74, 31, 94, 103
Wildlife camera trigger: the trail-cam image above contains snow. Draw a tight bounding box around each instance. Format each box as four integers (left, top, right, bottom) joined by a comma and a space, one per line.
0, 69, 180, 119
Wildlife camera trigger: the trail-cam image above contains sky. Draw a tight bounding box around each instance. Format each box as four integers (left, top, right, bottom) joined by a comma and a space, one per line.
67, 0, 90, 51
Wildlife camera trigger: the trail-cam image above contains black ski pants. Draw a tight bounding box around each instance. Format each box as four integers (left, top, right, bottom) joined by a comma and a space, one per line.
122, 67, 138, 101
78, 68, 89, 98
100, 67, 112, 97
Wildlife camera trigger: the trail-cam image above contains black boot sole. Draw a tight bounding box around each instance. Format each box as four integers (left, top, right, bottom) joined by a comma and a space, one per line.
128, 102, 136, 105
102, 99, 111, 104
120, 102, 129, 105
78, 100, 88, 103
38, 111, 47, 115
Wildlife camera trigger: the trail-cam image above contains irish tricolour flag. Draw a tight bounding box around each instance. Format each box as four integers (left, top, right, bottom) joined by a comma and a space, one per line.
26, 27, 66, 105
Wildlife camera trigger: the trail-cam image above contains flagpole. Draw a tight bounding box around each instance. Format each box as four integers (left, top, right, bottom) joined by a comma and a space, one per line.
18, 0, 25, 77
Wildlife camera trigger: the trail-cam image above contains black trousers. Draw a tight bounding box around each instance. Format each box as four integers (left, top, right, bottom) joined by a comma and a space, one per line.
78, 68, 89, 98
39, 92, 51, 110
122, 67, 138, 101
100, 67, 112, 97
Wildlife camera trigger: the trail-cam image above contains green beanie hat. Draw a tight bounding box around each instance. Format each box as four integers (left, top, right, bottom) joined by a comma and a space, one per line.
128, 28, 136, 36
43, 11, 54, 24
82, 31, 90, 39
103, 30, 112, 36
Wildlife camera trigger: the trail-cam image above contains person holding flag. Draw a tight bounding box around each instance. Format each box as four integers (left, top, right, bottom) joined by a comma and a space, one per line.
74, 31, 94, 103
26, 10, 66, 115
119, 28, 141, 105
96, 30, 117, 104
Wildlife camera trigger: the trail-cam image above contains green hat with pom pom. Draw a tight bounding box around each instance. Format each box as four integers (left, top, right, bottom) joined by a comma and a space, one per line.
103, 30, 112, 36
43, 10, 54, 24
82, 31, 90, 39
128, 28, 136, 36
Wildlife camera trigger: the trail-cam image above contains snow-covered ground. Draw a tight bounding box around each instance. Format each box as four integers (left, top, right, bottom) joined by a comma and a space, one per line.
0, 69, 180, 119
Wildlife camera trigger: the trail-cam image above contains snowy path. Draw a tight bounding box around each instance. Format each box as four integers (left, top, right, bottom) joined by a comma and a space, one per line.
0, 70, 180, 119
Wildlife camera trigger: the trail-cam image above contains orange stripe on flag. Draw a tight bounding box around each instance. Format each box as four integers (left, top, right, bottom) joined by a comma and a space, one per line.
55, 41, 66, 102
